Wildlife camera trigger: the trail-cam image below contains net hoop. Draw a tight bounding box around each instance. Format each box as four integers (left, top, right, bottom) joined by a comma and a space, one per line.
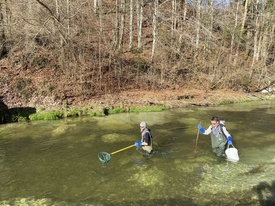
98, 152, 111, 164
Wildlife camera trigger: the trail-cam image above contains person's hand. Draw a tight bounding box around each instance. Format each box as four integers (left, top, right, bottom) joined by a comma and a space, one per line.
135, 141, 142, 147
197, 124, 205, 133
227, 136, 233, 145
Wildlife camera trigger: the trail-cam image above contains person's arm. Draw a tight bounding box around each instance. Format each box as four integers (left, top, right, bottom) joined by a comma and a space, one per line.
198, 124, 212, 135
222, 126, 233, 145
204, 125, 212, 135
221, 126, 230, 137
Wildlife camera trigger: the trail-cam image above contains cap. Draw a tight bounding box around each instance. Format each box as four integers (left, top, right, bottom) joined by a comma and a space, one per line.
140, 121, 147, 128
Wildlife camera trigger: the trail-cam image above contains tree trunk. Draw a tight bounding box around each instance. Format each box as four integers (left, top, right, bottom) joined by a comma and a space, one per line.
118, 0, 125, 51
252, 14, 260, 66
171, 0, 176, 31
114, 0, 119, 49
194, 0, 201, 57
94, 0, 98, 13
151, 0, 158, 62
129, 0, 133, 50
183, 0, 188, 21
66, 0, 70, 38
137, 0, 143, 50
241, 0, 249, 33
230, 1, 240, 65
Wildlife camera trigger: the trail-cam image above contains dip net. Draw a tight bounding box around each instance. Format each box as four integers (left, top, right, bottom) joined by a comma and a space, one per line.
98, 152, 111, 164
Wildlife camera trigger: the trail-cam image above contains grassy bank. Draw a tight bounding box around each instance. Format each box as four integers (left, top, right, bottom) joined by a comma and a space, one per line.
3, 104, 170, 123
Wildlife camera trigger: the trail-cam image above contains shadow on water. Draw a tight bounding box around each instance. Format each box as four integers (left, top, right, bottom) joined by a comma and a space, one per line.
80, 197, 197, 206
0, 96, 36, 124
253, 181, 275, 206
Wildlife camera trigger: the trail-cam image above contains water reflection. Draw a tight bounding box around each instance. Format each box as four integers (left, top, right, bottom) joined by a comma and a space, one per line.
0, 100, 274, 205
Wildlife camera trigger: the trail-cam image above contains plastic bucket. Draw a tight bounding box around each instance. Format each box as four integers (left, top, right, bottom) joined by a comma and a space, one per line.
225, 146, 239, 162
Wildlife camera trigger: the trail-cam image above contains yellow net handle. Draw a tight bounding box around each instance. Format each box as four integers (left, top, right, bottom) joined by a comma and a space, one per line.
111, 144, 135, 155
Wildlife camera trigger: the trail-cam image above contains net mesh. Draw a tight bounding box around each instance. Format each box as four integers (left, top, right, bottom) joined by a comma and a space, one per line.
98, 152, 111, 163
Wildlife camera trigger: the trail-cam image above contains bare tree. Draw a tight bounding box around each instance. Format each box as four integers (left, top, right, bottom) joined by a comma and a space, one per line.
3, 0, 275, 97
66, 0, 71, 37
55, 0, 60, 20
117, 0, 126, 51
1, 0, 12, 38
230, 0, 240, 66
171, 0, 176, 31
194, 0, 201, 57
183, 0, 188, 21
114, 0, 119, 49
252, 7, 262, 66
151, 0, 158, 62
94, 0, 98, 13
241, 0, 250, 33
129, 0, 133, 50
137, 0, 143, 50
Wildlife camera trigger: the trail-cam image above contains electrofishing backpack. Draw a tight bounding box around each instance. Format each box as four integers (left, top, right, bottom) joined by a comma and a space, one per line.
220, 120, 226, 126
148, 128, 153, 139
219, 120, 228, 137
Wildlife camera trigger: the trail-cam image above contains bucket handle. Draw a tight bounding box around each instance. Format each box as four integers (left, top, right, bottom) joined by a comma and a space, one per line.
227, 144, 236, 149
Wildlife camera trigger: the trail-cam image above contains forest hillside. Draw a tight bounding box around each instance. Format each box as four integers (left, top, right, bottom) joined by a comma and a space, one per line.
0, 0, 275, 110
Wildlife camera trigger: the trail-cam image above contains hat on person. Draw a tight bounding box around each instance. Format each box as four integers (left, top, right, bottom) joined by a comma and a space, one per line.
140, 121, 147, 128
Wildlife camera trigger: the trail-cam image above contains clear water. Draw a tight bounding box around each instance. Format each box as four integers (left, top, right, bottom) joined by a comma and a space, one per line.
0, 100, 275, 206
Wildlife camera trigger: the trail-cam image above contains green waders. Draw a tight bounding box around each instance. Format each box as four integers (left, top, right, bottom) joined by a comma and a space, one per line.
141, 128, 153, 154
211, 132, 227, 156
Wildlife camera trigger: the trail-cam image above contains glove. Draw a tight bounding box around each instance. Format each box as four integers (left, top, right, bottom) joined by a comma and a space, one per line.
197, 124, 205, 133
227, 136, 233, 145
135, 141, 142, 147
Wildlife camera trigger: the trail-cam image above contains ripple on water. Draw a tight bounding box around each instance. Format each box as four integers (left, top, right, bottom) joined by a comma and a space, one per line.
101, 133, 135, 143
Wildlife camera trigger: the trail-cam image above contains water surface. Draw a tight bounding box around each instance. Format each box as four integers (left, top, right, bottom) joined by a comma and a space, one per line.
0, 100, 275, 205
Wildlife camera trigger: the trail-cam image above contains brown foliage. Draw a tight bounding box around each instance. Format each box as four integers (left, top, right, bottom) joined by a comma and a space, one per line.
0, 0, 275, 108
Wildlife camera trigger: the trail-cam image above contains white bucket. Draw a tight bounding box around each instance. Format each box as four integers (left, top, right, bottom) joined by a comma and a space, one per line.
225, 145, 239, 162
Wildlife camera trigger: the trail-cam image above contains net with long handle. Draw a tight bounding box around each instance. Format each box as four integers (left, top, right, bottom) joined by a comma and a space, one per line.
98, 144, 135, 164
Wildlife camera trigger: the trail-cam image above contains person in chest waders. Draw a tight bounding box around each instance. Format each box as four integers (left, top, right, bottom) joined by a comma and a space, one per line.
197, 116, 233, 157
135, 121, 153, 156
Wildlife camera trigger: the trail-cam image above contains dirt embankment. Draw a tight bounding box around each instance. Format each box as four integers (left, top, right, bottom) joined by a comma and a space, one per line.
29, 89, 274, 111
1, 86, 272, 111
86, 89, 271, 109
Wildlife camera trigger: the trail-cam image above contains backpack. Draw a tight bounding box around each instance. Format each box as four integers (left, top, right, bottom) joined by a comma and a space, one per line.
147, 128, 153, 140
219, 120, 226, 126
219, 120, 228, 138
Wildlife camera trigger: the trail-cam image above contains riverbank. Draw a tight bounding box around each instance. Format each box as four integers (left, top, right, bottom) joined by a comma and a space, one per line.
1, 88, 274, 123
6, 88, 274, 109
85, 89, 273, 108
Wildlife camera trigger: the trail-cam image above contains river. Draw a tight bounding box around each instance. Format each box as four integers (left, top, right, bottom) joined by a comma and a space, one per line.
0, 100, 274, 206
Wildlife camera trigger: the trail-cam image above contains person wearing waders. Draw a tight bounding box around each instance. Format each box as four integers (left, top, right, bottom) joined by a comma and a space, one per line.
197, 116, 233, 157
135, 121, 153, 155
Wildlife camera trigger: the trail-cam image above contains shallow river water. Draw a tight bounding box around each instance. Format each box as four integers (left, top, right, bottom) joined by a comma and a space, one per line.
0, 100, 275, 206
